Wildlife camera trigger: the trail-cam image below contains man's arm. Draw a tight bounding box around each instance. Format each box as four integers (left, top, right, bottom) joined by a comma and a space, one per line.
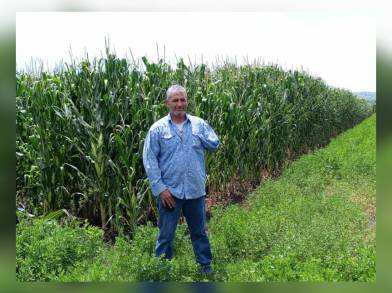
199, 121, 220, 151
142, 129, 167, 197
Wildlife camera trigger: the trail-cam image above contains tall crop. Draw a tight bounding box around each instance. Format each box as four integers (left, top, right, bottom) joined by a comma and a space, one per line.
16, 49, 373, 235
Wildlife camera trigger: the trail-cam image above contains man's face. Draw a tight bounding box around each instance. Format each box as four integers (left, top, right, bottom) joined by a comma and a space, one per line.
165, 91, 188, 117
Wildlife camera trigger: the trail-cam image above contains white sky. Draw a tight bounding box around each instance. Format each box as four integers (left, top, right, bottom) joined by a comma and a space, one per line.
16, 11, 376, 92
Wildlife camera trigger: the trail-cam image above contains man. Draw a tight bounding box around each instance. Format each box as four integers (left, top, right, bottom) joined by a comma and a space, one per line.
142, 84, 219, 275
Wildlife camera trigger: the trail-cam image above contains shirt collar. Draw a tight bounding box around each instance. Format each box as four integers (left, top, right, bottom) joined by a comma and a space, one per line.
167, 112, 189, 124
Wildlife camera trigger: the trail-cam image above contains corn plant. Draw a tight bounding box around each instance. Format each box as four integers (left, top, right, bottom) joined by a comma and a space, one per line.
16, 46, 373, 235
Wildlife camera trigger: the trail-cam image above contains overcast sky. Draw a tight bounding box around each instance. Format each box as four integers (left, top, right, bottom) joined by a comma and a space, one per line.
16, 12, 376, 92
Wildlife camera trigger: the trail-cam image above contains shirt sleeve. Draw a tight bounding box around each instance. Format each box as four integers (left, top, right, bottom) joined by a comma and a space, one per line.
199, 121, 220, 151
142, 129, 167, 197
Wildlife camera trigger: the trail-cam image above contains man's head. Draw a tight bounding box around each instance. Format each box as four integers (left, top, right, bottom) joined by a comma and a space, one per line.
165, 85, 188, 117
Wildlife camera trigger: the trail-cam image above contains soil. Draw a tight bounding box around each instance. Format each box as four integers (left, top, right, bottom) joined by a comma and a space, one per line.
205, 168, 283, 221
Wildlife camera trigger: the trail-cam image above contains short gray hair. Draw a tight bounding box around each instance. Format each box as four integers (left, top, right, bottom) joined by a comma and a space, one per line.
166, 84, 187, 100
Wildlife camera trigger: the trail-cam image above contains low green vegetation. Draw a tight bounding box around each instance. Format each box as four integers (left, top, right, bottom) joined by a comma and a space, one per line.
17, 114, 376, 282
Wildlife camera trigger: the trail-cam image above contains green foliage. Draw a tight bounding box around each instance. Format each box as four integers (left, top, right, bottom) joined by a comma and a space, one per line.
16, 49, 373, 234
16, 218, 104, 281
16, 115, 375, 282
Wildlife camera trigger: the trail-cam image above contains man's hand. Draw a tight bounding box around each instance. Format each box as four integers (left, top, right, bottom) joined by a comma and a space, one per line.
159, 189, 176, 209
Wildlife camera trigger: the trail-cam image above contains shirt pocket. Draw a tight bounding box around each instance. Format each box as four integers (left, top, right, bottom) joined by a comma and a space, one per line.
159, 132, 176, 151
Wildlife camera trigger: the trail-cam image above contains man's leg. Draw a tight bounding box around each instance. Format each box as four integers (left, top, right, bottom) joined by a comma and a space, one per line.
182, 196, 212, 271
155, 196, 182, 260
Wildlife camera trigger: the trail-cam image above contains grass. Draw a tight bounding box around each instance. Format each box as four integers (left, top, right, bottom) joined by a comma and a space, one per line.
16, 114, 376, 282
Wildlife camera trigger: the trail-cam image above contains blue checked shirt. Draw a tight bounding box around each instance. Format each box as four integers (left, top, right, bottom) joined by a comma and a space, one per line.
143, 113, 220, 200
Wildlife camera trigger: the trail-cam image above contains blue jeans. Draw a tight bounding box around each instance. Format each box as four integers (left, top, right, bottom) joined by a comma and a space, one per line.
155, 195, 212, 267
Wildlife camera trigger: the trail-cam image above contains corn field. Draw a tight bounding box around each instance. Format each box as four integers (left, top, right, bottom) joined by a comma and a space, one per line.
16, 48, 373, 236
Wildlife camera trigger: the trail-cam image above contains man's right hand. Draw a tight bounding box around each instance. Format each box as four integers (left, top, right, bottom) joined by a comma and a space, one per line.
159, 189, 176, 209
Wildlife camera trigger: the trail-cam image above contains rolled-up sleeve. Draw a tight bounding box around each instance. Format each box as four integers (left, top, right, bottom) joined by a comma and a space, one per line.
199, 121, 220, 151
142, 129, 167, 197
